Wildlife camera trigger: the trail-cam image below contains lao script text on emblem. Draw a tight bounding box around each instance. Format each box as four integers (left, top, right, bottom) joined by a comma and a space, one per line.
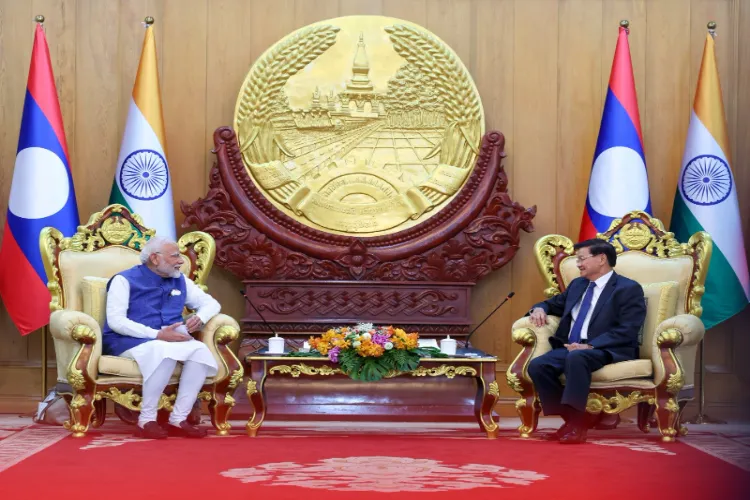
234, 16, 484, 236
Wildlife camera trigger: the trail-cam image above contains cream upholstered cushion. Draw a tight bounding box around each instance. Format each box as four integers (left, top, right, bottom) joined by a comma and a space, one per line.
81, 276, 110, 326
639, 281, 679, 359
98, 355, 182, 378
59, 247, 141, 312
592, 359, 652, 381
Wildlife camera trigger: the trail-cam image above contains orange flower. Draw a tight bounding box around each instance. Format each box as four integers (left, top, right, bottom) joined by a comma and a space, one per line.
357, 339, 384, 357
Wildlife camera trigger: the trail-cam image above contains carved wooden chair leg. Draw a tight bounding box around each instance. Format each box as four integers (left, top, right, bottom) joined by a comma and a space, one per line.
636, 402, 654, 433
63, 392, 95, 438
515, 395, 541, 438
655, 390, 680, 442
91, 399, 107, 428
208, 390, 234, 436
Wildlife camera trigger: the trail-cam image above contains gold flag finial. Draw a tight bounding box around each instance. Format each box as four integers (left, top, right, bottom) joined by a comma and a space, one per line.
144, 16, 155, 26
35, 14, 45, 24
619, 19, 630, 29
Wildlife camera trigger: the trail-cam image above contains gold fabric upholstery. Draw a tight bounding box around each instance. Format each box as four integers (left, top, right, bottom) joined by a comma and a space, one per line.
509, 211, 712, 442
40, 204, 243, 437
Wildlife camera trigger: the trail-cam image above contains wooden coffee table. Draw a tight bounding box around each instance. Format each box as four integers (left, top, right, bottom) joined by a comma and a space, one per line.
244, 353, 500, 439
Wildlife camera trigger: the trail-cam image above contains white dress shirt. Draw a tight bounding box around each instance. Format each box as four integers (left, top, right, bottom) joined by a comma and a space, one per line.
106, 274, 221, 339
571, 270, 613, 340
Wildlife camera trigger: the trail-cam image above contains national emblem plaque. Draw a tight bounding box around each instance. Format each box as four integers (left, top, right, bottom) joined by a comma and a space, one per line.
183, 16, 535, 346
233, 17, 484, 236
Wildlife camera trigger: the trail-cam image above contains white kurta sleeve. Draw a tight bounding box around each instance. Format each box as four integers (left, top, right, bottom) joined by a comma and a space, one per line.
105, 275, 160, 339
184, 278, 221, 324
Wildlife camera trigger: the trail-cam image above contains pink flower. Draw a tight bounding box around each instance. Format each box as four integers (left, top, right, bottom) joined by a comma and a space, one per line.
328, 346, 340, 363
372, 333, 390, 346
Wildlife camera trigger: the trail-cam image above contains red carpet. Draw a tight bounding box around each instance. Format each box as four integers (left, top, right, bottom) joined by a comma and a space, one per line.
1, 422, 749, 499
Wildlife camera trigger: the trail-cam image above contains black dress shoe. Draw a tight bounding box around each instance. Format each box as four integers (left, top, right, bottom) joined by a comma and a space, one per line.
542, 421, 573, 441
559, 425, 588, 444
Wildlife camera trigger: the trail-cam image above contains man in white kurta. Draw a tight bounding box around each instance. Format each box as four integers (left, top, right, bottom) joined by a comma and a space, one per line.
102, 236, 220, 439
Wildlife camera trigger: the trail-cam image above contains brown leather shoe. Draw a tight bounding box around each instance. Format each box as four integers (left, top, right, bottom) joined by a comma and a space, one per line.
186, 405, 202, 426
167, 421, 208, 438
134, 421, 168, 439
559, 425, 588, 444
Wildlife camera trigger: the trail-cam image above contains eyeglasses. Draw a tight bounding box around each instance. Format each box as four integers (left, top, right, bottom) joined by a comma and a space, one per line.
575, 254, 597, 264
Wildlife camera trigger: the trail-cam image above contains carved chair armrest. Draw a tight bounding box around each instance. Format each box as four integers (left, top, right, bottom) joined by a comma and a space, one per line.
199, 314, 242, 385
652, 314, 705, 389
49, 310, 102, 389
507, 316, 560, 394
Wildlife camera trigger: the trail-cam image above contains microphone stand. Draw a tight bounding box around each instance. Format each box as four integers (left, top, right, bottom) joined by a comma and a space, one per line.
239, 289, 279, 338
462, 292, 515, 353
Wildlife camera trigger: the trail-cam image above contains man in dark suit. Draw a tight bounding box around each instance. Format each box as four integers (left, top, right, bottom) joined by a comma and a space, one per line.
527, 238, 646, 444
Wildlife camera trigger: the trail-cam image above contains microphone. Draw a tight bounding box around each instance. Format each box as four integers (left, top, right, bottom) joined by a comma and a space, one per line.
463, 291, 515, 351
239, 289, 279, 338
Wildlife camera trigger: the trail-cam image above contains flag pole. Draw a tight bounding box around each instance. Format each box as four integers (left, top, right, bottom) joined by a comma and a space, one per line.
34, 13, 50, 402
684, 21, 725, 426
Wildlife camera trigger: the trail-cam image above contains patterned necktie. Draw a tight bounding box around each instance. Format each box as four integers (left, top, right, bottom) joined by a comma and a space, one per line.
568, 282, 596, 344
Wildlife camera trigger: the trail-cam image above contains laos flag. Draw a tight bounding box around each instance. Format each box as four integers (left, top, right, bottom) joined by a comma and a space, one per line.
579, 25, 651, 241
0, 24, 79, 335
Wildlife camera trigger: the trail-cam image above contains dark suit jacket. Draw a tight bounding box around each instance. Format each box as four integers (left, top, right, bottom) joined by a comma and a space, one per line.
531, 272, 646, 363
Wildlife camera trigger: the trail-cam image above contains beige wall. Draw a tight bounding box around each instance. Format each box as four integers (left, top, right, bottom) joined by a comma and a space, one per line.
0, 0, 748, 418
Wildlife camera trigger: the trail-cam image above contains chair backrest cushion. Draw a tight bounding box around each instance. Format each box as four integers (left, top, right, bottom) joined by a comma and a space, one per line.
639, 281, 679, 359
81, 276, 110, 326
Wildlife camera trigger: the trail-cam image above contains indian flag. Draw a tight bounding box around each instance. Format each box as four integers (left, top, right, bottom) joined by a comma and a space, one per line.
670, 32, 750, 329
109, 23, 175, 240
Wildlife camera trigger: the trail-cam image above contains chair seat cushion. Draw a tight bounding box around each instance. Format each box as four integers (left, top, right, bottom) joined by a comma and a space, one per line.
592, 359, 652, 381
99, 355, 182, 378
560, 359, 653, 384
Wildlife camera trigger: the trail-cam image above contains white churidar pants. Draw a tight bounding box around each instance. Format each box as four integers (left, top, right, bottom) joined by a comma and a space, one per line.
121, 339, 218, 427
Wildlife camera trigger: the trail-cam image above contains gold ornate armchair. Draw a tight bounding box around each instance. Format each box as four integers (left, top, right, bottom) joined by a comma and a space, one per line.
507, 211, 711, 442
40, 204, 243, 437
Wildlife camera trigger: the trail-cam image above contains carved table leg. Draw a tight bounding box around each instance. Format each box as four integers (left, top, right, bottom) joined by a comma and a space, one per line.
655, 392, 680, 442
246, 360, 266, 437
475, 362, 499, 439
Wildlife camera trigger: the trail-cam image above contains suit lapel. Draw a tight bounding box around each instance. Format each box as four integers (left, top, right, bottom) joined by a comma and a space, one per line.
589, 272, 618, 324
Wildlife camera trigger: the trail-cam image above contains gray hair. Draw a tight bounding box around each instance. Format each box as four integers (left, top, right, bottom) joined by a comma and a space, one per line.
140, 236, 177, 264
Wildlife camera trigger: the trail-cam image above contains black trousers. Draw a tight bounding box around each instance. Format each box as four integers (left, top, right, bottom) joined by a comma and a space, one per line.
527, 347, 612, 414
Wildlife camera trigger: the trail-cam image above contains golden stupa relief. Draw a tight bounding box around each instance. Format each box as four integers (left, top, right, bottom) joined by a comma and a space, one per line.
234, 16, 484, 236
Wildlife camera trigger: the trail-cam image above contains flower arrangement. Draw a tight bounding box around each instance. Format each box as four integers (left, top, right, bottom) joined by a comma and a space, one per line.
292, 323, 446, 381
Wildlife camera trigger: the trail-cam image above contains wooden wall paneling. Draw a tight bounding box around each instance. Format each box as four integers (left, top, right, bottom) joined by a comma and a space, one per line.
643, 0, 690, 223
735, 0, 750, 249
425, 0, 473, 73
294, 0, 340, 29
205, 0, 256, 184
556, 0, 602, 240
74, 0, 121, 223
339, 0, 384, 16
382, 0, 428, 24
509, 0, 559, 330
161, 0, 208, 235
0, 1, 34, 348
469, 0, 515, 363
